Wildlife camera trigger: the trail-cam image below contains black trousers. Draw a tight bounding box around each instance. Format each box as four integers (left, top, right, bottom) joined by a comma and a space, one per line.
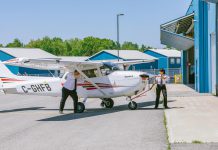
155, 84, 168, 108
59, 87, 78, 112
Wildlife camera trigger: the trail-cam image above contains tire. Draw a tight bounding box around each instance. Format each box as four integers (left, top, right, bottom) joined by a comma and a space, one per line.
104, 98, 114, 108
128, 101, 137, 110
77, 102, 85, 113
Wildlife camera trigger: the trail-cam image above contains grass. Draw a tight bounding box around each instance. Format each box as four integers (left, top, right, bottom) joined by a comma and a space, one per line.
192, 140, 203, 144
174, 141, 187, 144
164, 112, 171, 150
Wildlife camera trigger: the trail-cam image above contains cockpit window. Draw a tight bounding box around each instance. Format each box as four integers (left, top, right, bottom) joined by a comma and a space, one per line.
100, 62, 121, 75
83, 69, 98, 78
103, 62, 120, 70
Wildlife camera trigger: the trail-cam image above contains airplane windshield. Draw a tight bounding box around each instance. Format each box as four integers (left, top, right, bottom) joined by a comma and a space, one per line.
103, 62, 120, 71
100, 62, 121, 75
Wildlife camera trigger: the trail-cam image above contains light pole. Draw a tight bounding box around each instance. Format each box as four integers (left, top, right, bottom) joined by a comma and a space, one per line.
117, 13, 124, 61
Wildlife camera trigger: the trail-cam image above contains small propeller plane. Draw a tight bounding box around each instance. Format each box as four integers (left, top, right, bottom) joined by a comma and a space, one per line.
0, 57, 153, 113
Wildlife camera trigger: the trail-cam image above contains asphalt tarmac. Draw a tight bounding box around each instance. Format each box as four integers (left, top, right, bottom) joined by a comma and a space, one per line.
0, 91, 167, 150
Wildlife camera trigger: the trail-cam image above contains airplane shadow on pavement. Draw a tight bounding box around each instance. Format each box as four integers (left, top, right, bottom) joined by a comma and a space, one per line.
38, 100, 182, 122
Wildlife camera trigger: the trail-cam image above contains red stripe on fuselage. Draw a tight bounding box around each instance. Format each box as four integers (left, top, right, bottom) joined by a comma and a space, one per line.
0, 78, 24, 82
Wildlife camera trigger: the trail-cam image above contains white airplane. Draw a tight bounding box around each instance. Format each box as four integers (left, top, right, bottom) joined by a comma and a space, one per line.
0, 58, 153, 113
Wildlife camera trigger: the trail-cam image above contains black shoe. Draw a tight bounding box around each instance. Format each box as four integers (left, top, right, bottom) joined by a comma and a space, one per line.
154, 107, 158, 109
164, 106, 170, 109
100, 102, 104, 107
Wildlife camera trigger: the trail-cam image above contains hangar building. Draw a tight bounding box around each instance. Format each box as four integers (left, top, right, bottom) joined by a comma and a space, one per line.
0, 48, 58, 76
144, 49, 181, 69
161, 0, 218, 94
88, 50, 158, 70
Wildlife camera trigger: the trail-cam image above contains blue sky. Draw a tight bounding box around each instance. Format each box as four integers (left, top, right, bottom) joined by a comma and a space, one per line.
0, 0, 191, 48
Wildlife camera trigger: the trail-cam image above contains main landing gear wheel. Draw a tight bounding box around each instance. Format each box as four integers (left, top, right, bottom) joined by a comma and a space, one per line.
128, 101, 137, 110
77, 102, 85, 113
102, 98, 114, 108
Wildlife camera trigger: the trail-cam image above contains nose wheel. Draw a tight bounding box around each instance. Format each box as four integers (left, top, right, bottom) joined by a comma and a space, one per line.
128, 101, 137, 110
77, 102, 85, 113
101, 98, 114, 108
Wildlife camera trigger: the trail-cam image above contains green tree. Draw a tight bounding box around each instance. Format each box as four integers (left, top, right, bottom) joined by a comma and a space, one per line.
6, 39, 23, 47
140, 44, 153, 52
51, 37, 67, 55
26, 37, 68, 56
26, 37, 52, 52
23, 36, 153, 56
0, 44, 3, 47
66, 38, 83, 56
164, 45, 173, 49
121, 42, 139, 50
81, 36, 117, 56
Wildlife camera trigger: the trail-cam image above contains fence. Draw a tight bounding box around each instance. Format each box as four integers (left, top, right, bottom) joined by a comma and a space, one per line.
141, 68, 182, 84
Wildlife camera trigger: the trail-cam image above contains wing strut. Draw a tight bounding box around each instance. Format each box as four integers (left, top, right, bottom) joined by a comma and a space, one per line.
74, 65, 107, 96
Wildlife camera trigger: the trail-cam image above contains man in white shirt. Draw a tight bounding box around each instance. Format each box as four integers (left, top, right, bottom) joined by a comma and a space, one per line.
150, 69, 169, 109
59, 70, 80, 114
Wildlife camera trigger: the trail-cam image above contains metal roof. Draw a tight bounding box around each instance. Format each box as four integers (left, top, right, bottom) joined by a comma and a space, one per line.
147, 49, 181, 57
161, 13, 194, 34
0, 48, 57, 59
93, 50, 157, 60
160, 13, 194, 50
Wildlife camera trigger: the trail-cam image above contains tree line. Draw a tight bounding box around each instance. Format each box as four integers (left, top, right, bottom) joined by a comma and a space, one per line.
0, 37, 154, 56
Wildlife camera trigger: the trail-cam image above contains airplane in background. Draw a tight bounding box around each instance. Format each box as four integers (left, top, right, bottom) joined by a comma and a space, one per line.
0, 58, 153, 113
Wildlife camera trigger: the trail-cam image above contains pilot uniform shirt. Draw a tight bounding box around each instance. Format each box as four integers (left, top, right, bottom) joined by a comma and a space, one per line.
63, 73, 76, 91
155, 74, 169, 85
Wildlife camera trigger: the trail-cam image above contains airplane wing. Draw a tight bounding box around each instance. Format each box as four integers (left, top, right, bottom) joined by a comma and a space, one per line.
114, 59, 155, 65
2, 58, 154, 70
2, 57, 103, 71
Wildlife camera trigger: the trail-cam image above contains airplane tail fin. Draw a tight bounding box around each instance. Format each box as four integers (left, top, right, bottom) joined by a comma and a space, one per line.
0, 62, 21, 94
0, 61, 17, 79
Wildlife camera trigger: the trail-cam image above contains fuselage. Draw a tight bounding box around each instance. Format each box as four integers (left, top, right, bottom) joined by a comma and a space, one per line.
1, 71, 148, 99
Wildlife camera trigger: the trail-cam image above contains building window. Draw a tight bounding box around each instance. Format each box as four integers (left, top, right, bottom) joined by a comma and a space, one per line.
176, 58, 181, 64
170, 58, 175, 64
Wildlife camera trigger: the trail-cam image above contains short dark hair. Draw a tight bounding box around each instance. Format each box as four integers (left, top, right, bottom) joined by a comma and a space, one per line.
159, 68, 165, 74
74, 70, 79, 73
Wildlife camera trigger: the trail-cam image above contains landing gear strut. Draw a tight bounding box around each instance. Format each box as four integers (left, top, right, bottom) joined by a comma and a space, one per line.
126, 97, 138, 110
101, 98, 114, 108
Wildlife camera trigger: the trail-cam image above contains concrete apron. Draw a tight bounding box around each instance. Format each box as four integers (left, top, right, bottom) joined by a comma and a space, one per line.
165, 84, 218, 143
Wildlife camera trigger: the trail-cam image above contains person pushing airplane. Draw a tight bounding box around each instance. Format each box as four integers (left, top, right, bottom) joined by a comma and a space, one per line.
59, 70, 80, 114
150, 69, 169, 109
